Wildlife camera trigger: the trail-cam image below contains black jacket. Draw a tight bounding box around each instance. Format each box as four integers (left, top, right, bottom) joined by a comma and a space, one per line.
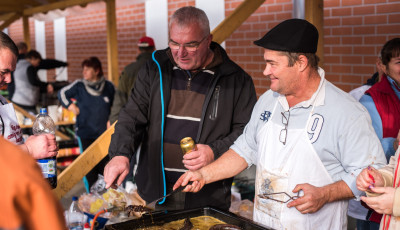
109, 42, 257, 210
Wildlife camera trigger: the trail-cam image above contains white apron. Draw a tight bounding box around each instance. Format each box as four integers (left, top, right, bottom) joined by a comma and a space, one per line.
253, 98, 347, 230
0, 99, 24, 145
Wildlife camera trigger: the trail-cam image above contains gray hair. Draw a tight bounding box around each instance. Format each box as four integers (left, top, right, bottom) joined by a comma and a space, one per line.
169, 6, 210, 37
0, 32, 18, 57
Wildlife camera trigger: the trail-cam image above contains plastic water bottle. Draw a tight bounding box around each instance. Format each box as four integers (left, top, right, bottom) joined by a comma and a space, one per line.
32, 107, 57, 189
68, 196, 86, 230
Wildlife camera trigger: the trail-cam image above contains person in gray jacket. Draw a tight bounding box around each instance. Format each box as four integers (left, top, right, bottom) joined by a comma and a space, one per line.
104, 6, 257, 211
11, 50, 67, 113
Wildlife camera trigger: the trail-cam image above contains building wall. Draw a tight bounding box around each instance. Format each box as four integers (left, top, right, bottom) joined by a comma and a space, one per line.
323, 0, 400, 92
6, 0, 400, 97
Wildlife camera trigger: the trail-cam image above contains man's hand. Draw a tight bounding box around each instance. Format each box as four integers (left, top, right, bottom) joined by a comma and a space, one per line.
173, 170, 206, 193
104, 156, 130, 189
361, 187, 395, 215
68, 103, 80, 116
356, 166, 384, 191
287, 183, 329, 214
23, 134, 58, 159
183, 144, 214, 171
47, 84, 54, 94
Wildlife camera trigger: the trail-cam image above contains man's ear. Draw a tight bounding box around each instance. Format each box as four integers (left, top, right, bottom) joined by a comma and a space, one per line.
297, 54, 309, 72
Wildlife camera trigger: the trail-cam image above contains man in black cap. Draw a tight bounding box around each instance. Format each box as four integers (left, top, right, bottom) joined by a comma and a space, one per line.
174, 18, 386, 229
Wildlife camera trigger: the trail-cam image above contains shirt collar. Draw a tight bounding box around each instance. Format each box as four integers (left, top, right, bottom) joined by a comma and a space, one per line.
278, 67, 326, 110
387, 76, 400, 92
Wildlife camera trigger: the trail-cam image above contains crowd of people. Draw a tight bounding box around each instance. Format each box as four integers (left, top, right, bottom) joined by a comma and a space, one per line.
0, 4, 399, 230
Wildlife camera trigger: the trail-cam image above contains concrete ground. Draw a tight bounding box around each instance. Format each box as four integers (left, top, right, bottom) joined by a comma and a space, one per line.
60, 179, 87, 211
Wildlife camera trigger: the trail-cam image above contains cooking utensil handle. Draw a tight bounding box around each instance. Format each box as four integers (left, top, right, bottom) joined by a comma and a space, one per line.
166, 181, 193, 198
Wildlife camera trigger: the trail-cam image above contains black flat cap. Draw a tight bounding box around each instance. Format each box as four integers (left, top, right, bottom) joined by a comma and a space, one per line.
254, 18, 319, 53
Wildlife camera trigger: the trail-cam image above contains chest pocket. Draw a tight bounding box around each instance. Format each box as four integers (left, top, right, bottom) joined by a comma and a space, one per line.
209, 85, 220, 120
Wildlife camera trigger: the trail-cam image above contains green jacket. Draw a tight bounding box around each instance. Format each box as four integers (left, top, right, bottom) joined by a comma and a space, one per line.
109, 52, 153, 123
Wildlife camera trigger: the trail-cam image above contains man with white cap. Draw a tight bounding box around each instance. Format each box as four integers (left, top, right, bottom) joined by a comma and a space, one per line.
174, 18, 387, 229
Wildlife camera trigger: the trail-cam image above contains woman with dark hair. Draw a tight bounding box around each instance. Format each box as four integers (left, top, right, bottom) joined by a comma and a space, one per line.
58, 56, 115, 187
361, 38, 400, 161
358, 38, 400, 230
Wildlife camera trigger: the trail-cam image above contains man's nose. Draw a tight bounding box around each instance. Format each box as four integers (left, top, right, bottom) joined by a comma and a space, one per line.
177, 45, 188, 57
263, 64, 271, 76
5, 73, 12, 83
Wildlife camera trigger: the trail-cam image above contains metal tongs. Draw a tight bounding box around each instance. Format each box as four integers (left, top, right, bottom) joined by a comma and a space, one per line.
258, 191, 301, 203
146, 182, 193, 210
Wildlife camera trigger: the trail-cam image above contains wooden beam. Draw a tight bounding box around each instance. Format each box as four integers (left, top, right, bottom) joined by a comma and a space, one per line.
23, 16, 31, 51
0, 13, 17, 21
0, 5, 23, 13
106, 0, 119, 85
211, 0, 265, 44
305, 0, 324, 66
53, 123, 115, 199
0, 12, 21, 31
23, 0, 101, 16
13, 0, 41, 6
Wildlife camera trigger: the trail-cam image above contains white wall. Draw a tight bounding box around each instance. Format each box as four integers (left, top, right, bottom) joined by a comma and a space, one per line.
145, 0, 168, 50
54, 17, 68, 81
34, 20, 47, 82
196, 0, 225, 47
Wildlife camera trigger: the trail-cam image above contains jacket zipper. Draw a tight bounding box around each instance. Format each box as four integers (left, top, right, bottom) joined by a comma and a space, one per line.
209, 85, 220, 120
187, 77, 192, 90
186, 70, 192, 91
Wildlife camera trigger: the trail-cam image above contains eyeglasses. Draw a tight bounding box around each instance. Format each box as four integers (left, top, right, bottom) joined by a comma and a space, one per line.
169, 35, 208, 52
279, 110, 290, 145
258, 191, 300, 203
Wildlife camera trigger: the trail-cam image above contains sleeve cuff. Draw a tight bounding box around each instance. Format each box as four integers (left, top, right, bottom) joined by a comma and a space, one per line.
230, 145, 253, 169
342, 174, 361, 198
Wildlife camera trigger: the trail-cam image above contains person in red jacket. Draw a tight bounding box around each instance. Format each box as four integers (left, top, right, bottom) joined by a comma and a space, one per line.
361, 38, 400, 161
359, 37, 400, 229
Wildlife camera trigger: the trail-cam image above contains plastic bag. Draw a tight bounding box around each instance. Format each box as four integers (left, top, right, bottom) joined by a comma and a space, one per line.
78, 175, 130, 218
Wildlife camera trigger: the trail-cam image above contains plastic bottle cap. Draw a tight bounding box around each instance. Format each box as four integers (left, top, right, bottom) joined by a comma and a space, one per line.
72, 196, 78, 201
39, 108, 48, 114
